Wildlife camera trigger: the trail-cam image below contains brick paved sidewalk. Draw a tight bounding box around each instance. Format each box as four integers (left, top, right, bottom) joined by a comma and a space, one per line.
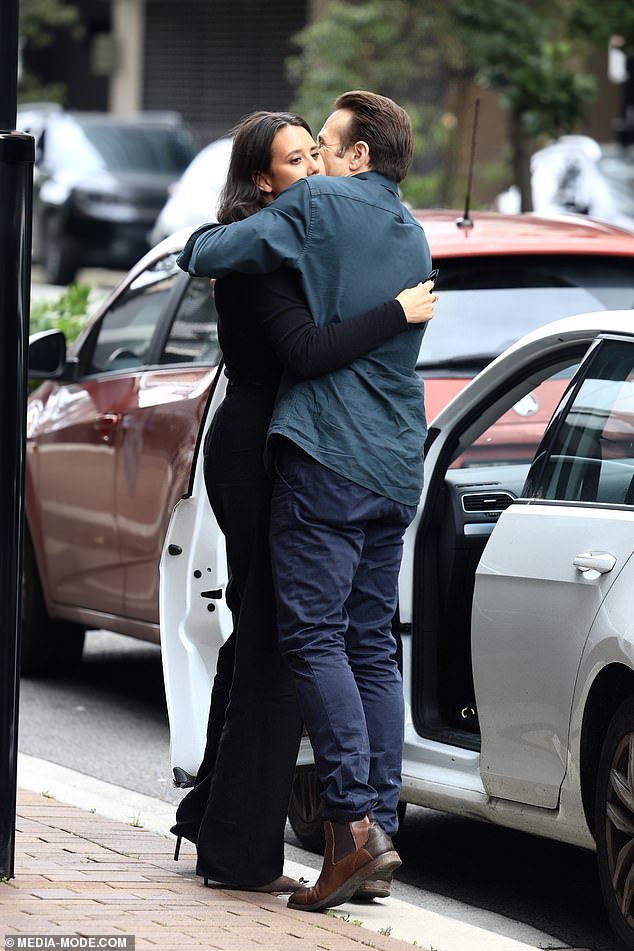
1, 790, 418, 951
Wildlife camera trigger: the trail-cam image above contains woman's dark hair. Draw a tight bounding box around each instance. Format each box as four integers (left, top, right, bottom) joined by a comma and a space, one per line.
217, 111, 312, 223
333, 90, 414, 184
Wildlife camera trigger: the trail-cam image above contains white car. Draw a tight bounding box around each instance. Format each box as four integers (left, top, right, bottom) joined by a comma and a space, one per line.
150, 137, 233, 245
160, 310, 634, 948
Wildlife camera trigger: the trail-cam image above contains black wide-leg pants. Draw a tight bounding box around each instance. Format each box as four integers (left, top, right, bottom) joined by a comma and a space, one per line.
174, 385, 303, 887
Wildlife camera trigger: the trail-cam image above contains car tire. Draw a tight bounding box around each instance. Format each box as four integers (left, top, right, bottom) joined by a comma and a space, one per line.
43, 216, 78, 286
21, 533, 85, 678
595, 696, 634, 949
287, 764, 407, 854
288, 766, 326, 853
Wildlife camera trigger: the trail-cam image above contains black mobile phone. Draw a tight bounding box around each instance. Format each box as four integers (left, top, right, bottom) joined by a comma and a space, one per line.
428, 267, 439, 284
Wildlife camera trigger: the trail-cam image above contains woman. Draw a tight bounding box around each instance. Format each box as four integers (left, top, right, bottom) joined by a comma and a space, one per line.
172, 111, 437, 893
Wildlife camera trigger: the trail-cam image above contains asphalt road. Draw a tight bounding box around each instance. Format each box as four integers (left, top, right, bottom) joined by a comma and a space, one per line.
18, 628, 620, 951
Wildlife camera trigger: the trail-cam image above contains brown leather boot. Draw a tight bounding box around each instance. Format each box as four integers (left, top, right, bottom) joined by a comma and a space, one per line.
287, 815, 401, 912
353, 870, 393, 900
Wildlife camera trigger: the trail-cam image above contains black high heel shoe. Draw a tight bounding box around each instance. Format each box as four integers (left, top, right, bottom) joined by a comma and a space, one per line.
170, 822, 198, 861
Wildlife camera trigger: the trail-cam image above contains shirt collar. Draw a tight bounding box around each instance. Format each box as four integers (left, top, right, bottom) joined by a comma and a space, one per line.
352, 170, 399, 195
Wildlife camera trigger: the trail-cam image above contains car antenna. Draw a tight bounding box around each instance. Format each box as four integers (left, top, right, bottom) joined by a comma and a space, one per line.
456, 97, 480, 234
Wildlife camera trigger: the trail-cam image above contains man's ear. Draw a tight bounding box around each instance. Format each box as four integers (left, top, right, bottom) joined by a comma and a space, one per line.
252, 171, 273, 194
348, 140, 371, 172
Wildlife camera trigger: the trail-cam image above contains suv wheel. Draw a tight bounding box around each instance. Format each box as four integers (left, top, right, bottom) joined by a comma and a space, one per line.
43, 216, 78, 286
21, 533, 85, 678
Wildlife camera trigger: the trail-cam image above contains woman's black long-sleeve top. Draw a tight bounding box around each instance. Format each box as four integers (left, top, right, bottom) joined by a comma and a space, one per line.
213, 267, 408, 386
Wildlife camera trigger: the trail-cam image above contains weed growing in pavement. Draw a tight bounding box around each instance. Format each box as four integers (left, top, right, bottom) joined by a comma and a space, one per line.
41, 790, 55, 799
325, 910, 363, 926
128, 813, 144, 828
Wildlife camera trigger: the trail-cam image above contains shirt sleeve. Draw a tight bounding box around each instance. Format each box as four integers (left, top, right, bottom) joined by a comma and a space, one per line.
249, 269, 409, 379
177, 180, 312, 278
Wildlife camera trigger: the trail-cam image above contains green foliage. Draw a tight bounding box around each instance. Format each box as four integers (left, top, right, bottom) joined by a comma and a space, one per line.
29, 283, 90, 344
19, 0, 83, 103
289, 0, 634, 210
288, 0, 634, 207
20, 0, 82, 47
448, 0, 597, 140
288, 0, 443, 133
569, 0, 634, 49
400, 170, 444, 209
288, 1, 453, 205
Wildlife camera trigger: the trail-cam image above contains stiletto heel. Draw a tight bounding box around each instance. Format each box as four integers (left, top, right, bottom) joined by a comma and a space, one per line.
173, 835, 182, 861
204, 877, 209, 887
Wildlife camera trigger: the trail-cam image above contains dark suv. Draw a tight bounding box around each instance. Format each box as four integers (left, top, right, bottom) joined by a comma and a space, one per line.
18, 105, 197, 284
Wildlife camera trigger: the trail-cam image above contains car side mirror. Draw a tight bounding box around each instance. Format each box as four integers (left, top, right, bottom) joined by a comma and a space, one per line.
28, 329, 67, 379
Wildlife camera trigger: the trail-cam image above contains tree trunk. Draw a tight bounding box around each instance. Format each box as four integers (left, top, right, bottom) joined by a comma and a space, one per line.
510, 111, 533, 212
439, 71, 473, 207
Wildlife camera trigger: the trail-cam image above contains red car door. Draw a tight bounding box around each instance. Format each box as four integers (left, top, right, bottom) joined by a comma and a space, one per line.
29, 255, 184, 621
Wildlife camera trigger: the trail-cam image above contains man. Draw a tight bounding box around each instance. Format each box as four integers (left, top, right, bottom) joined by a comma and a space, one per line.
178, 90, 433, 912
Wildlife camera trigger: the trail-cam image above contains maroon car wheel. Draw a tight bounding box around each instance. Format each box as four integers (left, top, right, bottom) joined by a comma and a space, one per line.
21, 533, 85, 678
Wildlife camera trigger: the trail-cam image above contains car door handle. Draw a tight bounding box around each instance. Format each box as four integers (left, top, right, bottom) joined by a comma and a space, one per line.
92, 413, 122, 443
573, 551, 617, 576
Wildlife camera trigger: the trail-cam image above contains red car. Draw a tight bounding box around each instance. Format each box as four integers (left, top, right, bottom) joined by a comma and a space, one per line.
25, 211, 634, 675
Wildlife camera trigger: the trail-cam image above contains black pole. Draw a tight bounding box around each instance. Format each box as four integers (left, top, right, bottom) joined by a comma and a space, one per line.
0, 0, 35, 879
0, 0, 18, 132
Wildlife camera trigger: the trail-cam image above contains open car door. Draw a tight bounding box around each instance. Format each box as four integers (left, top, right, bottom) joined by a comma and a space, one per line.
159, 370, 231, 785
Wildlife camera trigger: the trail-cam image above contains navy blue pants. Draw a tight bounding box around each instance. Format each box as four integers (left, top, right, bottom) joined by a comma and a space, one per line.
270, 441, 416, 837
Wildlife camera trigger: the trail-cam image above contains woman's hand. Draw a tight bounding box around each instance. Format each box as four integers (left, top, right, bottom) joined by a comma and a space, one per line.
396, 279, 438, 324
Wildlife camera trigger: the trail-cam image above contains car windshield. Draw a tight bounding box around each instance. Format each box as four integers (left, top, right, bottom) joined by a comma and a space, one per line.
47, 116, 196, 174
419, 254, 634, 372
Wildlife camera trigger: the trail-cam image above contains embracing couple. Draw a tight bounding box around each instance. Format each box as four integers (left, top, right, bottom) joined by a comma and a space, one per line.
171, 90, 435, 913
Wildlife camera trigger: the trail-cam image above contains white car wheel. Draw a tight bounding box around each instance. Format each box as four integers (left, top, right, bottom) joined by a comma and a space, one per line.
596, 697, 634, 949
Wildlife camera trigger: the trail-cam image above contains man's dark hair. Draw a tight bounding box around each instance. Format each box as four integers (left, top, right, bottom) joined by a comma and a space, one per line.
334, 90, 414, 184
218, 111, 312, 223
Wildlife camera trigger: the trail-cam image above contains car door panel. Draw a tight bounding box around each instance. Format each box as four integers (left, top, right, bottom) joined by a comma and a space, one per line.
473, 503, 634, 808
472, 336, 634, 809
29, 252, 185, 623
31, 376, 136, 616
120, 366, 220, 623
160, 371, 230, 780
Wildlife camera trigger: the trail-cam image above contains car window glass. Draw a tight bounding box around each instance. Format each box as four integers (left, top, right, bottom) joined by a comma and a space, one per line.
46, 116, 195, 174
88, 255, 180, 374
159, 277, 221, 365
532, 340, 634, 504
451, 362, 580, 469
418, 255, 634, 372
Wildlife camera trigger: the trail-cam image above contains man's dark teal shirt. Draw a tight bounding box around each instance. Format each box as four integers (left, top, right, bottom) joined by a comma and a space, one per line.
178, 171, 432, 506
